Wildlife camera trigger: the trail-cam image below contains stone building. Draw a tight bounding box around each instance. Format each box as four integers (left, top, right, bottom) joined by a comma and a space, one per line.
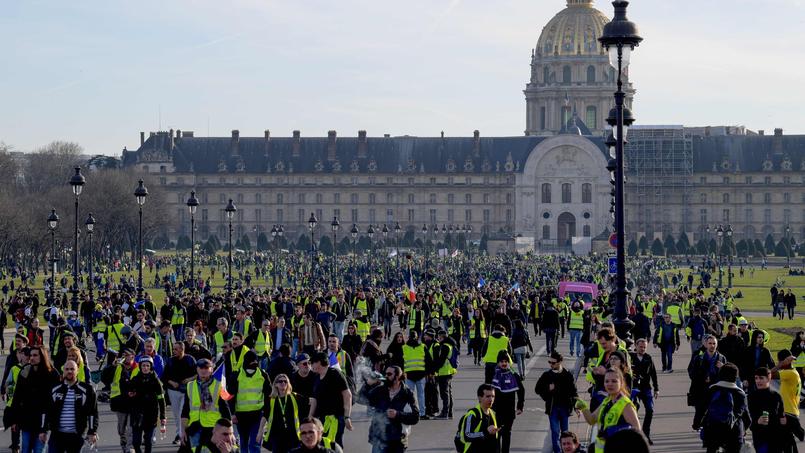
121, 0, 805, 252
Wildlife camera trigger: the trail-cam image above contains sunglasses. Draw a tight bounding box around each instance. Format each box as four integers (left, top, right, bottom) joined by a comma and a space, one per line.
275, 380, 288, 384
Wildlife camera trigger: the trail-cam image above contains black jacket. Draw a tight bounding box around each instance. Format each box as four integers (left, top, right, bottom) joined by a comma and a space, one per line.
47, 381, 99, 435
12, 364, 61, 432
630, 352, 659, 392
535, 367, 578, 414
367, 384, 419, 444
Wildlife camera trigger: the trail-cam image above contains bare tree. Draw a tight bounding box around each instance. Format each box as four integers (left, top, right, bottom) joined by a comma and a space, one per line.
25, 141, 84, 194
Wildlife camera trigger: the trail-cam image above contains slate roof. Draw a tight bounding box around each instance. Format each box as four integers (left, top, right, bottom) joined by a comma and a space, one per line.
691, 134, 805, 173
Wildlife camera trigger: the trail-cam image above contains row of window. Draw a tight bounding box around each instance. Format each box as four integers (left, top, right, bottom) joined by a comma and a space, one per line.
695, 208, 803, 225
540, 183, 593, 203
699, 192, 801, 204
182, 192, 515, 206
542, 65, 614, 85
540, 225, 592, 239
702, 176, 801, 185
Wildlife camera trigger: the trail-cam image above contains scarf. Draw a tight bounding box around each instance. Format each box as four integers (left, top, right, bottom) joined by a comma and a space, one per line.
198, 377, 215, 410
491, 368, 519, 393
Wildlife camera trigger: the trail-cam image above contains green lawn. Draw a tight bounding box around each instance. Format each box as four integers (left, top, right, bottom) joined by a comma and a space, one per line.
660, 267, 805, 312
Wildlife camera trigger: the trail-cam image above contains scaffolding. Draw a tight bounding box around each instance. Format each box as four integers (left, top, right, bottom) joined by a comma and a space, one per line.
624, 126, 693, 241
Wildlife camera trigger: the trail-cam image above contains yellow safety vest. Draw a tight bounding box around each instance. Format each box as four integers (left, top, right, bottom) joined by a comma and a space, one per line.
92, 316, 107, 334
595, 395, 634, 453
228, 346, 250, 374
469, 319, 487, 339
402, 344, 426, 373
666, 305, 682, 325
356, 298, 368, 315
110, 364, 140, 399
482, 335, 509, 364
171, 306, 185, 326
436, 343, 456, 376
234, 368, 265, 412
794, 352, 805, 368
586, 344, 629, 384
569, 310, 584, 330
355, 319, 370, 341
254, 330, 272, 357
6, 364, 21, 407
106, 323, 124, 353
186, 379, 222, 428
459, 405, 498, 453
263, 395, 301, 442
214, 331, 227, 357
408, 309, 424, 332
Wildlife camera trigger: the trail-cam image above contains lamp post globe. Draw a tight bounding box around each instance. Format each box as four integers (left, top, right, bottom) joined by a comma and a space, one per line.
225, 199, 237, 296
186, 190, 200, 290
47, 209, 60, 305
85, 213, 96, 304
133, 179, 148, 300
69, 167, 86, 307
599, 0, 641, 341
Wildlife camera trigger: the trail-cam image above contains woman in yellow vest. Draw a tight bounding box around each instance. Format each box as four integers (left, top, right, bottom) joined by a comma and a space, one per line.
576, 368, 641, 453
260, 373, 305, 453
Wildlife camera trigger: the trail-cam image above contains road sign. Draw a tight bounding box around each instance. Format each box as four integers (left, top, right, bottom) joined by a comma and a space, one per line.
608, 256, 617, 274
609, 233, 617, 248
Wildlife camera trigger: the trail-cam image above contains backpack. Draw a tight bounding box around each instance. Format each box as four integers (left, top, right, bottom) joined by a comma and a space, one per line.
454, 408, 481, 452
449, 343, 460, 369
705, 389, 736, 428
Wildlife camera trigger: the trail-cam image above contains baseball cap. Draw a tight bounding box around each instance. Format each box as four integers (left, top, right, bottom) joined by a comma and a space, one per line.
196, 358, 213, 368
738, 319, 748, 326
295, 353, 311, 364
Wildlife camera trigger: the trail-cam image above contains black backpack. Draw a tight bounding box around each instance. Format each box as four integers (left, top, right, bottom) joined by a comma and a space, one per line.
454, 407, 482, 452
705, 389, 736, 428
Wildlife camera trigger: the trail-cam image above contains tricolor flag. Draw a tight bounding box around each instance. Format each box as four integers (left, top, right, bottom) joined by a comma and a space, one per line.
477, 277, 486, 288
508, 282, 521, 294
451, 249, 459, 258
212, 363, 234, 401
405, 266, 417, 302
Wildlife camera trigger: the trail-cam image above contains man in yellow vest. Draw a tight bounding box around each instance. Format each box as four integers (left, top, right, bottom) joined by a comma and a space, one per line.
2, 345, 27, 453
100, 348, 139, 453
402, 330, 428, 418
229, 351, 269, 453
433, 329, 457, 419
181, 358, 232, 449
211, 318, 233, 361
567, 302, 585, 357
482, 325, 511, 385
224, 333, 250, 385
246, 319, 273, 370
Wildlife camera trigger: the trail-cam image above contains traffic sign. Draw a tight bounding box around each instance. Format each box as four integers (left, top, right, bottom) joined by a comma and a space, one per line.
608, 233, 617, 248
608, 256, 617, 274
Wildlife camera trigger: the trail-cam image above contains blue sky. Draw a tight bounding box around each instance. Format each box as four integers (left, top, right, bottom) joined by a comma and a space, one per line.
1, 0, 804, 155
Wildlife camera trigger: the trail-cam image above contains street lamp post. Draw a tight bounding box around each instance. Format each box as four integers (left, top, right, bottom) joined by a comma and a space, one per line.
351, 224, 358, 284
69, 167, 85, 308
394, 222, 402, 280
134, 179, 148, 301
421, 224, 429, 292
186, 191, 199, 291
85, 213, 96, 304
367, 224, 375, 281
786, 225, 791, 267
599, 0, 642, 341
47, 209, 59, 305
716, 224, 724, 288
331, 217, 340, 287
225, 199, 237, 296
308, 213, 318, 280
271, 225, 278, 286
276, 225, 284, 285
726, 224, 733, 288
382, 224, 389, 283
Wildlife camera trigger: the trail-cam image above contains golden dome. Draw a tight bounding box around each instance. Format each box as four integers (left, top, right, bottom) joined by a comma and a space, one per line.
536, 0, 610, 57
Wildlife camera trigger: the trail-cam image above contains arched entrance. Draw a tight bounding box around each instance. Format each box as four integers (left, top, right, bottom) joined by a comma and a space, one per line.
557, 212, 576, 246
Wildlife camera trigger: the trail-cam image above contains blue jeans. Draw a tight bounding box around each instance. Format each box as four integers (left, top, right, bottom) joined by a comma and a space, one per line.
21, 430, 45, 453
544, 328, 557, 354
548, 406, 570, 453
753, 441, 771, 453
569, 329, 582, 355
405, 378, 426, 416
237, 418, 262, 453
333, 321, 345, 342
660, 343, 675, 371
291, 338, 299, 358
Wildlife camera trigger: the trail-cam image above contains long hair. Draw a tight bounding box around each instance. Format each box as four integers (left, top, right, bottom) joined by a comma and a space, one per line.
66, 346, 84, 370
31, 344, 54, 373
604, 368, 629, 398
270, 373, 292, 398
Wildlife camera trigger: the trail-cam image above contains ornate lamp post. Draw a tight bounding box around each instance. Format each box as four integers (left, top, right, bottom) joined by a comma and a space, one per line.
382, 224, 389, 282
308, 213, 318, 278
394, 222, 402, 275
225, 199, 237, 296
69, 167, 85, 307
726, 224, 733, 288
716, 224, 724, 288
367, 224, 375, 278
350, 224, 359, 283
47, 209, 59, 305
331, 216, 340, 287
421, 224, 429, 292
276, 225, 284, 285
134, 179, 148, 300
186, 191, 199, 291
599, 0, 642, 341
271, 225, 278, 286
85, 213, 96, 304
786, 225, 791, 267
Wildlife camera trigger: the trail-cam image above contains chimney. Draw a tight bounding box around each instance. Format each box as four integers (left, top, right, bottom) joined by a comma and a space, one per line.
169, 128, 175, 150
704, 126, 711, 137
140, 132, 145, 146
758, 130, 764, 136
774, 128, 783, 154
357, 130, 368, 158
231, 129, 240, 155
327, 130, 337, 161
383, 134, 391, 138
473, 130, 480, 157
263, 129, 271, 155
176, 129, 182, 139
264, 130, 270, 140
292, 130, 301, 157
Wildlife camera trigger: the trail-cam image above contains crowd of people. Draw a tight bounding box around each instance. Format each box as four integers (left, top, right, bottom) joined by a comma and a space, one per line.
0, 252, 801, 453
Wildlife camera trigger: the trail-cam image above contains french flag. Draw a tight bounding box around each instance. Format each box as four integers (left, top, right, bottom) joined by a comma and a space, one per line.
405, 266, 417, 302
212, 363, 234, 401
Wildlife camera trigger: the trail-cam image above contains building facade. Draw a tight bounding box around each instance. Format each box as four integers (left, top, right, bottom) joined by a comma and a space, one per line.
121, 0, 805, 251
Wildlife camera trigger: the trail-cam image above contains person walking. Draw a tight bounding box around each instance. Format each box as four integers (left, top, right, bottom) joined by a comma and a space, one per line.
229, 351, 270, 453
181, 358, 232, 449
260, 373, 305, 453
536, 351, 577, 453
576, 368, 640, 453
699, 363, 750, 453
163, 341, 197, 444
45, 360, 99, 453
366, 365, 420, 453
772, 349, 805, 451
12, 345, 61, 453
129, 356, 167, 453
101, 348, 139, 453
688, 335, 727, 431
542, 303, 560, 355
308, 352, 353, 448
567, 303, 585, 357
456, 384, 500, 453
629, 338, 659, 444
3, 344, 28, 453
748, 366, 786, 453
289, 417, 343, 453
401, 330, 427, 419
653, 313, 680, 373
482, 325, 511, 385
491, 352, 525, 453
